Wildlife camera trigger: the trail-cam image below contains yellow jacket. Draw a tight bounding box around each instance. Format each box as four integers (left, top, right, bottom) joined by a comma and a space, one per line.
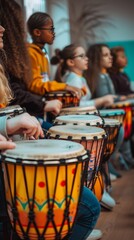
27, 43, 66, 95
0, 104, 6, 108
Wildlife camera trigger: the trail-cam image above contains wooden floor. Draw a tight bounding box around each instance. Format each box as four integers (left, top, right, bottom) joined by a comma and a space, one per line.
96, 169, 134, 240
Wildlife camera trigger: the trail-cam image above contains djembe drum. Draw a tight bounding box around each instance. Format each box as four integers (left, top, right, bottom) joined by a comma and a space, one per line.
1, 139, 88, 240
47, 124, 106, 201
54, 114, 121, 192
53, 114, 120, 162
99, 109, 125, 125
45, 91, 79, 108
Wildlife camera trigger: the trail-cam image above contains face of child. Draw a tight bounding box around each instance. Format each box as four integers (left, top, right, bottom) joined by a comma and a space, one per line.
71, 47, 88, 74
116, 51, 127, 68
37, 18, 55, 45
101, 46, 113, 69
0, 25, 5, 49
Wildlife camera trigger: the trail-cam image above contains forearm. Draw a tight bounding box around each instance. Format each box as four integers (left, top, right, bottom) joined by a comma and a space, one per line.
29, 79, 66, 95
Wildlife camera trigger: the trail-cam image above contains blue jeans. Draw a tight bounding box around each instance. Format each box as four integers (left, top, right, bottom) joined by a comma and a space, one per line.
69, 186, 101, 240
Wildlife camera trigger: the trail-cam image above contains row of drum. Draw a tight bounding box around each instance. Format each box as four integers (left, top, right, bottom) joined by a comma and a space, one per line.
0, 102, 133, 240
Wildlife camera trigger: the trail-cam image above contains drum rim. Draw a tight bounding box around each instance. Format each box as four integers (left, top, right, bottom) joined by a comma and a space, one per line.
55, 114, 103, 125
61, 106, 98, 112
1, 139, 88, 163
99, 109, 125, 116
103, 118, 121, 126
48, 125, 106, 140
0, 105, 24, 115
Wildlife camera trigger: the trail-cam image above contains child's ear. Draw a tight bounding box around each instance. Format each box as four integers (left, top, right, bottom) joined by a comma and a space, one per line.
33, 29, 41, 36
66, 59, 75, 67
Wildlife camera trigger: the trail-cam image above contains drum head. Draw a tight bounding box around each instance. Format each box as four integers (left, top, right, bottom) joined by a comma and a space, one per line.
55, 114, 103, 126
2, 139, 86, 163
99, 109, 125, 116
61, 106, 98, 113
48, 125, 106, 140
103, 118, 120, 126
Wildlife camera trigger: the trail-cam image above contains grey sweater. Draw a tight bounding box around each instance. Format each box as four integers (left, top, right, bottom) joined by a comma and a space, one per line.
95, 73, 116, 97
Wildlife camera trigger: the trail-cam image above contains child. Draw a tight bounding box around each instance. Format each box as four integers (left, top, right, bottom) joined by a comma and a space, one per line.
108, 46, 134, 97
27, 12, 82, 98
86, 43, 134, 163
0, 12, 101, 239
51, 43, 115, 108
85, 43, 127, 101
1, 2, 62, 129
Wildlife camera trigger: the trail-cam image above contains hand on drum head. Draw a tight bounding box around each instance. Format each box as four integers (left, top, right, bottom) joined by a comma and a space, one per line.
0, 134, 16, 150
65, 85, 82, 99
44, 100, 62, 115
6, 113, 44, 139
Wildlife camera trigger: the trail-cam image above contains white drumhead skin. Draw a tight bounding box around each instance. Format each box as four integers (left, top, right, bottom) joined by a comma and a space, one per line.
48, 125, 105, 140
0, 105, 23, 115
55, 114, 103, 125
99, 109, 125, 116
2, 139, 86, 161
61, 106, 97, 113
103, 118, 120, 126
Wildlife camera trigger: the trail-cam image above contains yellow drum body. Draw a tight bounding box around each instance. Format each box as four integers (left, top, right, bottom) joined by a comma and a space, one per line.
2, 140, 88, 240
92, 172, 104, 201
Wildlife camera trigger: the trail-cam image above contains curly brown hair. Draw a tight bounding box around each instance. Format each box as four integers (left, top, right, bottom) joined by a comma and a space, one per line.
0, 62, 13, 105
0, 0, 32, 85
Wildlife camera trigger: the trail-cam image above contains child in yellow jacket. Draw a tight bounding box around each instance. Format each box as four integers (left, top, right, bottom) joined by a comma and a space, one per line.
27, 12, 82, 98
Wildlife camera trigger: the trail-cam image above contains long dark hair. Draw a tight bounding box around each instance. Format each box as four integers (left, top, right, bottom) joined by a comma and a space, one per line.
84, 43, 109, 95
108, 46, 125, 74
1, 0, 32, 85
